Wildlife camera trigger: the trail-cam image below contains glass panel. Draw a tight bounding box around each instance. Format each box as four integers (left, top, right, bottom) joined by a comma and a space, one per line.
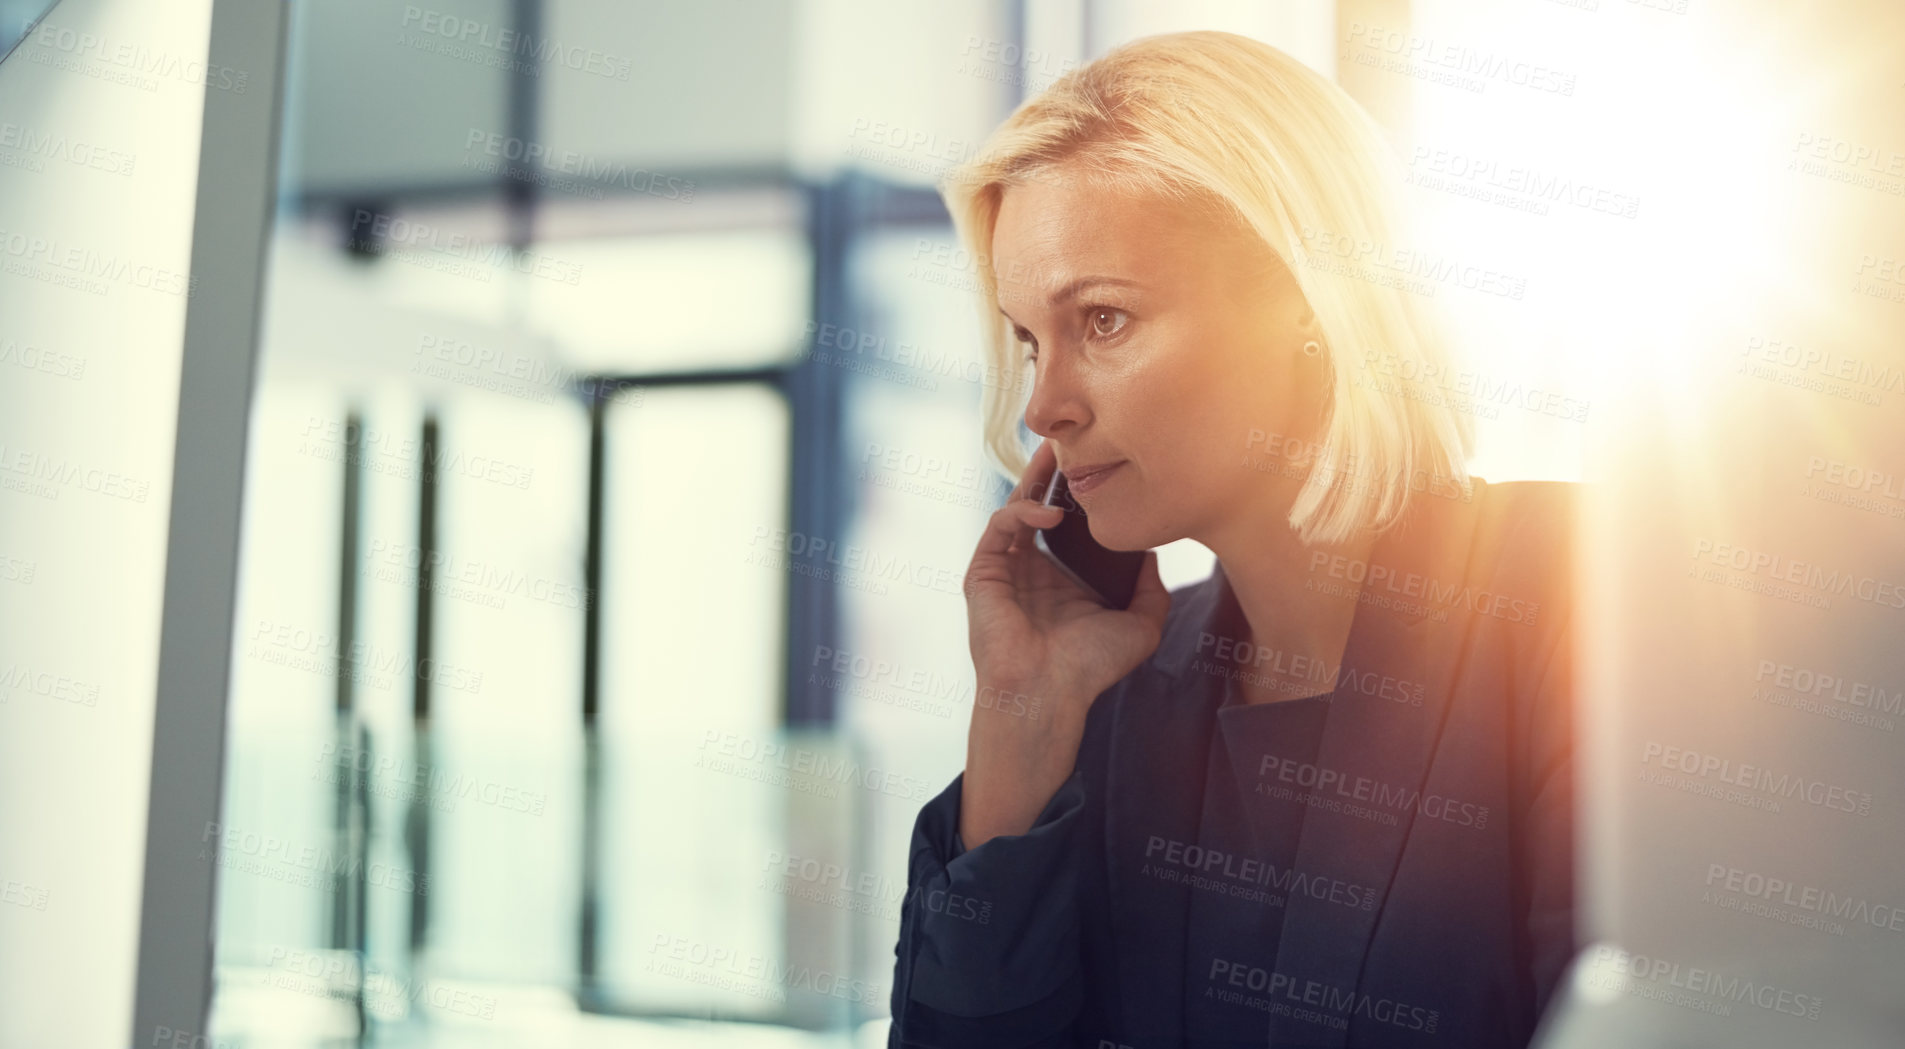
597, 383, 791, 1017
411, 392, 589, 988
343, 393, 428, 1027
212, 382, 355, 1038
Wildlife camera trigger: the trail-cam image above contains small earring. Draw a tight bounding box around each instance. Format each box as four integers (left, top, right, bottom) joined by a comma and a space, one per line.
1301, 339, 1322, 357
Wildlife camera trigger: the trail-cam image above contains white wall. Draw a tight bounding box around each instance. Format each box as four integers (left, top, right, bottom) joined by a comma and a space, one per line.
0, 0, 212, 1045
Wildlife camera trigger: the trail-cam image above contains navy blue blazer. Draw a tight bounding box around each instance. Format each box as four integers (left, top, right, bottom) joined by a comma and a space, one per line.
888, 479, 1578, 1049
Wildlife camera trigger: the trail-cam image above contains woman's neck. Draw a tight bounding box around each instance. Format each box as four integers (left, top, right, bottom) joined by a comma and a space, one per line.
1203, 504, 1379, 705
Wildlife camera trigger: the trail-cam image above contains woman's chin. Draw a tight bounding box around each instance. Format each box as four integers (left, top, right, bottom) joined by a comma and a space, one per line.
1085, 514, 1152, 553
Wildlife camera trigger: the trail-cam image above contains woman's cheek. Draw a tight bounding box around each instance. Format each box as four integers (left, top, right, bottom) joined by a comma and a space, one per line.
1126, 339, 1207, 415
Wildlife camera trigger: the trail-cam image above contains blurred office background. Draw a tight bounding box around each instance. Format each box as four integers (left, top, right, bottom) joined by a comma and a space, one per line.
3, 0, 1901, 1047
213, 5, 1584, 1047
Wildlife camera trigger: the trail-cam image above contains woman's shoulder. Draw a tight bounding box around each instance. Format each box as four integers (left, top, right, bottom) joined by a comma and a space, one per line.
1459, 480, 1578, 755
1470, 477, 1577, 534
1462, 477, 1578, 614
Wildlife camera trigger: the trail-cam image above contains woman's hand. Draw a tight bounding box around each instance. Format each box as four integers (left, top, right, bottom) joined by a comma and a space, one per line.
958, 438, 1170, 847
966, 437, 1171, 723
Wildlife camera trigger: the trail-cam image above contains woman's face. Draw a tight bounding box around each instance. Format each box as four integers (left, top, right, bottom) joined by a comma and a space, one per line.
990, 164, 1324, 552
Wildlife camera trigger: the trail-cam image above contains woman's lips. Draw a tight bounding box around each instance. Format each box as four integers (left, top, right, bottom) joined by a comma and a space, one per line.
1067, 461, 1125, 495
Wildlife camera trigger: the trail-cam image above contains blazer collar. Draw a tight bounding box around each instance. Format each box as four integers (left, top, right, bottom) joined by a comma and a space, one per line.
1148, 479, 1486, 680
1103, 483, 1489, 1048
1147, 556, 1245, 681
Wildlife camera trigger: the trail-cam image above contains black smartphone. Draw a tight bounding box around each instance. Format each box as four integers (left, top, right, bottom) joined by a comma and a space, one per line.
1031, 470, 1146, 610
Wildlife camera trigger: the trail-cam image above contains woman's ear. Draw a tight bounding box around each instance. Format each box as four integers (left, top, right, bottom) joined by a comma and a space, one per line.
1293, 298, 1319, 335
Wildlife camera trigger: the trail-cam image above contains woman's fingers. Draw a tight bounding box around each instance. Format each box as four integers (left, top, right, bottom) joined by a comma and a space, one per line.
1009, 437, 1060, 505
1025, 437, 1058, 502
971, 498, 1063, 566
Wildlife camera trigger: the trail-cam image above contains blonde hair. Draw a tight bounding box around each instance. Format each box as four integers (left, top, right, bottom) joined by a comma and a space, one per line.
940, 30, 1474, 545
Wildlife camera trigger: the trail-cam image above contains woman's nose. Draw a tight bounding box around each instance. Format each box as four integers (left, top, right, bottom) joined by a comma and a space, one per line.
1022, 350, 1089, 438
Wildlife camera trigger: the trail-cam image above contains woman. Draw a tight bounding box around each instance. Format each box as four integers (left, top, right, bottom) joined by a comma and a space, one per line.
888, 31, 1576, 1049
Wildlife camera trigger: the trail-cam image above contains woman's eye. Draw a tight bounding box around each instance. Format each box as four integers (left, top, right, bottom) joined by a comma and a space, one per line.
1088, 307, 1129, 339
1013, 328, 1038, 362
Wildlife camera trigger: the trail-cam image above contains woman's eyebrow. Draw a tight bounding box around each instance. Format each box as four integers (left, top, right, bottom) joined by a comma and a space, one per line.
1044, 275, 1141, 307
998, 276, 1143, 323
